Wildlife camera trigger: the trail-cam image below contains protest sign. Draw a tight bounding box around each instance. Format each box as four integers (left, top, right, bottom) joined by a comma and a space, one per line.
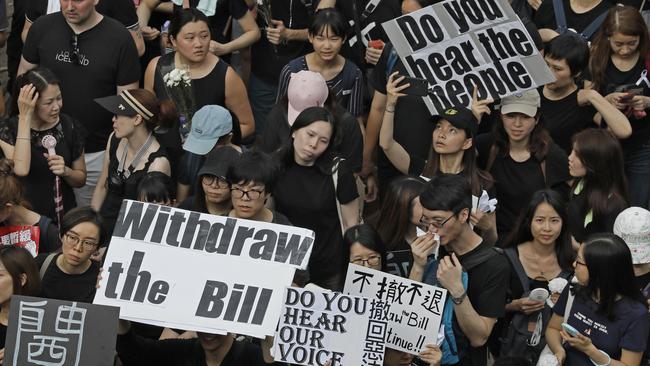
0, 226, 40, 256
344, 264, 447, 355
382, 0, 554, 115
4, 295, 119, 366
94, 200, 310, 337
273, 287, 386, 366
111, 200, 315, 269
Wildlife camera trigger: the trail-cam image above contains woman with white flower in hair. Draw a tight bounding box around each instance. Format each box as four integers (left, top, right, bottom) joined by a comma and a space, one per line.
91, 89, 172, 238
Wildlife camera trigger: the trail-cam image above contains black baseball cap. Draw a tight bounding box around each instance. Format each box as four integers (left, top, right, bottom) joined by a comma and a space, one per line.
94, 90, 154, 121
433, 106, 478, 137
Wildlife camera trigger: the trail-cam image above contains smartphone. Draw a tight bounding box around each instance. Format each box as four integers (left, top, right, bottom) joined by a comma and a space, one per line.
398, 75, 430, 97
561, 322, 579, 337
528, 288, 550, 302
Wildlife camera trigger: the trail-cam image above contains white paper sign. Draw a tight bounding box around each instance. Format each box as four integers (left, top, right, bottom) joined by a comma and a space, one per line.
273, 287, 386, 366
344, 264, 447, 355
94, 200, 310, 337
382, 0, 554, 115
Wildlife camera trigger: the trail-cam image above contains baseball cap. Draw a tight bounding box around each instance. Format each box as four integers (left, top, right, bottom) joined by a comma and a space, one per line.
614, 207, 650, 265
183, 105, 233, 156
500, 89, 540, 117
197, 146, 241, 179
434, 106, 478, 136
287, 71, 329, 125
95, 90, 154, 121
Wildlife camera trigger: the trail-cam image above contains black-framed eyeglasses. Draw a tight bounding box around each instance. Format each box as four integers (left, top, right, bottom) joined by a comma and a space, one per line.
419, 212, 457, 229
231, 187, 265, 200
70, 33, 81, 66
351, 255, 381, 267
202, 175, 229, 188
64, 233, 98, 251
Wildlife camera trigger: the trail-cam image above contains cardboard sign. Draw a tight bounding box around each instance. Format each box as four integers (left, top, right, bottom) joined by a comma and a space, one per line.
94, 201, 306, 338
0, 226, 40, 256
4, 295, 119, 366
344, 264, 447, 355
273, 287, 386, 366
382, 0, 554, 115
111, 200, 315, 269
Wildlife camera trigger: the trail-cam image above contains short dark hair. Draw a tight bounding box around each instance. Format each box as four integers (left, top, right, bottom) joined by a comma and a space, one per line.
579, 233, 646, 320
138, 172, 172, 204
12, 67, 60, 116
309, 8, 347, 38
0, 245, 41, 299
545, 33, 590, 76
60, 207, 104, 246
169, 8, 210, 39
343, 224, 387, 272
227, 151, 279, 192
419, 174, 472, 214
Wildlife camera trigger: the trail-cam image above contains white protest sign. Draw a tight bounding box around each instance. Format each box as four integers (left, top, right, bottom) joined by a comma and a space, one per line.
273, 287, 386, 366
344, 264, 447, 355
94, 200, 313, 337
382, 0, 554, 115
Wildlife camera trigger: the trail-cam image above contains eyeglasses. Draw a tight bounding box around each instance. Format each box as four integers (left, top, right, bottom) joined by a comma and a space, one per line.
64, 233, 98, 251
231, 187, 265, 200
202, 175, 229, 188
70, 34, 81, 66
351, 255, 381, 267
419, 212, 457, 229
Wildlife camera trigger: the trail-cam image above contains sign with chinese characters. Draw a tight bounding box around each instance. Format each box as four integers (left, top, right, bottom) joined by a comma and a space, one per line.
0, 226, 40, 256
381, 0, 554, 115
273, 287, 386, 366
344, 264, 447, 355
4, 295, 119, 366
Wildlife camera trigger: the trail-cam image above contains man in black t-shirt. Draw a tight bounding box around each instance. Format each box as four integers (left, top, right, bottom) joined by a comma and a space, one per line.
534, 0, 611, 42
21, 0, 145, 56
540, 34, 632, 154
412, 174, 510, 366
19, 0, 141, 206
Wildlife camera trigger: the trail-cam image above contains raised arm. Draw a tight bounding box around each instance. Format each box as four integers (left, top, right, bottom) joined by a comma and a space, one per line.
378, 72, 411, 175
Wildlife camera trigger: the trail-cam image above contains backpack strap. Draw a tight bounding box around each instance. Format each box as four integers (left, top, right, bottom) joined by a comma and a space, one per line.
332, 157, 345, 235
553, 0, 568, 35
580, 11, 608, 41
39, 252, 57, 280
462, 246, 502, 271
504, 247, 531, 293
485, 144, 499, 172
541, 159, 547, 187
300, 0, 315, 17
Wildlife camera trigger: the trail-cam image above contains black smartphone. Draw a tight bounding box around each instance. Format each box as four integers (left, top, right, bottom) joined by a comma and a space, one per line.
398, 76, 430, 96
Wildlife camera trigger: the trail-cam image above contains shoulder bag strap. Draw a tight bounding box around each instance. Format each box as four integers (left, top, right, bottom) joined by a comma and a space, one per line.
553, 0, 568, 34
504, 247, 531, 293
563, 288, 575, 323
40, 252, 58, 280
332, 158, 345, 235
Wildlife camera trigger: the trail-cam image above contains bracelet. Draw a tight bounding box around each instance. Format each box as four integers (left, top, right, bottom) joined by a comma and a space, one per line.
451, 289, 467, 305
16, 137, 30, 140
385, 107, 395, 113
589, 349, 611, 366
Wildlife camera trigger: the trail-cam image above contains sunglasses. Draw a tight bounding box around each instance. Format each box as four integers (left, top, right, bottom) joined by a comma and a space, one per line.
70, 34, 81, 66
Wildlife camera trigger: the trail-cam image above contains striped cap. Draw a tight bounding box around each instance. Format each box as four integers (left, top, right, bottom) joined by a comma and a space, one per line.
94, 89, 154, 121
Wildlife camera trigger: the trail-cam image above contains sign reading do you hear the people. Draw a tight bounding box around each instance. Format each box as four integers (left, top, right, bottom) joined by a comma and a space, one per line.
382, 0, 554, 115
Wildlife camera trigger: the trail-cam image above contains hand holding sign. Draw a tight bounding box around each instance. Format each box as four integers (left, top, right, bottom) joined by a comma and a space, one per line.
419, 344, 442, 366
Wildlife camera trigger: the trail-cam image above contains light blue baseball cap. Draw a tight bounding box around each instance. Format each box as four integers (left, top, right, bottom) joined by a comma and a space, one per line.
183, 105, 233, 155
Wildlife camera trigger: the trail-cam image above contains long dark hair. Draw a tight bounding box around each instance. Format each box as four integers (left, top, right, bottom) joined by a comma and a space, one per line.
343, 224, 387, 272
577, 233, 646, 320
12, 67, 59, 117
275, 106, 342, 175
492, 112, 550, 162
589, 5, 649, 92
375, 176, 427, 251
503, 189, 575, 271
571, 129, 628, 218
0, 245, 41, 300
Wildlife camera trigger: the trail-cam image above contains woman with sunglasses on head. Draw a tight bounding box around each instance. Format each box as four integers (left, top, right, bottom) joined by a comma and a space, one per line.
91, 89, 172, 237
37, 207, 103, 303
273, 106, 360, 291
546, 233, 649, 366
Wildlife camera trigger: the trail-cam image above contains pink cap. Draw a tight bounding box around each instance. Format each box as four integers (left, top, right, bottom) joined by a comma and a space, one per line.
287, 71, 329, 125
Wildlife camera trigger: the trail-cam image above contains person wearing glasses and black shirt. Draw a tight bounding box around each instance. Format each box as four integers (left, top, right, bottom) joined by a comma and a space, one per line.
18, 0, 141, 207
410, 174, 510, 366
226, 150, 291, 225
36, 206, 103, 303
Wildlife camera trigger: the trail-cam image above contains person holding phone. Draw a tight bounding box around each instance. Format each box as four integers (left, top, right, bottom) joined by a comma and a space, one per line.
545, 233, 648, 366
588, 5, 650, 209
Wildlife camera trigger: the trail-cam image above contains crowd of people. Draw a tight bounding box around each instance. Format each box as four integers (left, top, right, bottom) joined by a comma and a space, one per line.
0, 0, 646, 364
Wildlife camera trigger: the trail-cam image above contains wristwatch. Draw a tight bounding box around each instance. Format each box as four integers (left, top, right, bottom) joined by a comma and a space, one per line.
451, 289, 467, 305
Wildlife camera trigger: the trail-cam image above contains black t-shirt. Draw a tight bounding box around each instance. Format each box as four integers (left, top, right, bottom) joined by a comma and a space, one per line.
117, 329, 273, 366
36, 253, 99, 303
534, 0, 612, 40
25, 0, 139, 28
567, 183, 627, 243
539, 87, 597, 154
0, 323, 6, 349
476, 134, 570, 240
259, 103, 364, 172
335, 0, 401, 68
372, 42, 435, 186
22, 13, 141, 153
250, 0, 312, 84
276, 56, 365, 117
273, 158, 358, 288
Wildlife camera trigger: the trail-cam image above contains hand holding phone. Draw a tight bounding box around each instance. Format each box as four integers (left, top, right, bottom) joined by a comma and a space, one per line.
561, 322, 579, 337
397, 75, 430, 97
